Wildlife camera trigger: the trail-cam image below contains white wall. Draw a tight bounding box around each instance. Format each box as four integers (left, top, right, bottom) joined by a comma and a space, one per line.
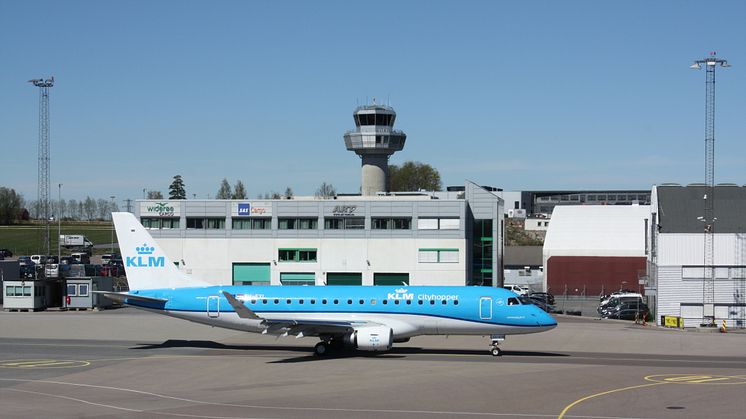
157, 238, 467, 286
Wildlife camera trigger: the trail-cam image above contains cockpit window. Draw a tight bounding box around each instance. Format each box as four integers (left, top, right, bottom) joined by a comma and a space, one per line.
507, 297, 520, 306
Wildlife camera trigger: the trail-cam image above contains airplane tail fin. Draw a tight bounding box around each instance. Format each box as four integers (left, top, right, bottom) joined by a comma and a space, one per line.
113, 212, 208, 290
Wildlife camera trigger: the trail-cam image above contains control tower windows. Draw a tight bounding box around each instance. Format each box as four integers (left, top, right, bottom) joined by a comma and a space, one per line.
356, 113, 393, 126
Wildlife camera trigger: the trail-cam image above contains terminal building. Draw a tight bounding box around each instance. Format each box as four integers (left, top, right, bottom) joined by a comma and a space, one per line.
136, 103, 503, 288
136, 181, 503, 287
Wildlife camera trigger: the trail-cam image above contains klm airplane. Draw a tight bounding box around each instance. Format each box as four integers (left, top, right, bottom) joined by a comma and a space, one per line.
103, 212, 556, 356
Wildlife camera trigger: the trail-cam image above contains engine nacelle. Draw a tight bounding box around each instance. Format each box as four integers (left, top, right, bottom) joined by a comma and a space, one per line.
347, 326, 393, 352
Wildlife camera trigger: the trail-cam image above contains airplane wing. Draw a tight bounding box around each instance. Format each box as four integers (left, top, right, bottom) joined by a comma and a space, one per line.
222, 291, 372, 337
94, 291, 168, 305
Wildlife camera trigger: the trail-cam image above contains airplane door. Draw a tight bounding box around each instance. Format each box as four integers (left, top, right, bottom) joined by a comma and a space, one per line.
207, 296, 220, 318
479, 297, 492, 320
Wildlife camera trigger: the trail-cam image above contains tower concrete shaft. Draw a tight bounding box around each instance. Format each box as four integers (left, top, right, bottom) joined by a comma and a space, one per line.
344, 104, 406, 195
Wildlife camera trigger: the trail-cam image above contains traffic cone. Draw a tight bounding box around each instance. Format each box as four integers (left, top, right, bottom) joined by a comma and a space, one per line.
720, 320, 727, 333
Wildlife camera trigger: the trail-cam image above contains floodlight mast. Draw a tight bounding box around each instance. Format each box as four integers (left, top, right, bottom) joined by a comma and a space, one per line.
690, 53, 729, 327
29, 76, 54, 257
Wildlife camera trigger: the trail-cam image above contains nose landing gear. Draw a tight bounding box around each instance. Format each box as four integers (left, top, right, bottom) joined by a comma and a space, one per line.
489, 334, 505, 357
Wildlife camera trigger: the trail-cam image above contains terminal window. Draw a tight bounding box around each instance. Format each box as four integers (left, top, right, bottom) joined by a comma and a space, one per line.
186, 217, 225, 229
372, 217, 411, 230
278, 218, 318, 230
141, 217, 180, 229
324, 217, 365, 229
278, 248, 318, 262
232, 218, 271, 230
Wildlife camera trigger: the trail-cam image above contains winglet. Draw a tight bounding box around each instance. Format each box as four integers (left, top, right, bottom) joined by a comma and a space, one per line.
221, 291, 263, 320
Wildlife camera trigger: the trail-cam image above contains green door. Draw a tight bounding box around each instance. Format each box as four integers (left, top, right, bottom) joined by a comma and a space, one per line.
233, 263, 271, 285
280, 272, 316, 286
373, 273, 410, 286
326, 272, 362, 286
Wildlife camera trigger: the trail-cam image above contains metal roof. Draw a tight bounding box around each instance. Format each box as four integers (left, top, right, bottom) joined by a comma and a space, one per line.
543, 205, 651, 257
655, 185, 746, 233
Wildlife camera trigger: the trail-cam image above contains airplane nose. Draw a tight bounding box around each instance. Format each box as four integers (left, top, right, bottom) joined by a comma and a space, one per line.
542, 313, 558, 328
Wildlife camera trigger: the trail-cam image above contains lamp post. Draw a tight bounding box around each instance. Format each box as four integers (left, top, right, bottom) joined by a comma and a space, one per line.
58, 184, 62, 262
110, 195, 116, 254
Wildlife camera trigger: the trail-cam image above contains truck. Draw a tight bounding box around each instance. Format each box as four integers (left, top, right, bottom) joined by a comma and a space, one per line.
59, 235, 94, 250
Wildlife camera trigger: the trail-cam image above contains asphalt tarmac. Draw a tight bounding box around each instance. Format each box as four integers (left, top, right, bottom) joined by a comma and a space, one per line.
1, 308, 745, 418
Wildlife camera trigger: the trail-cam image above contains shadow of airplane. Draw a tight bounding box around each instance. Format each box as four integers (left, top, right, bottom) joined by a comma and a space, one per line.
131, 339, 569, 363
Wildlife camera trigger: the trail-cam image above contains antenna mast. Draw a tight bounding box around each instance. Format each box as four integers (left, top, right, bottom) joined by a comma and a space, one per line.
29, 76, 54, 256
690, 53, 730, 326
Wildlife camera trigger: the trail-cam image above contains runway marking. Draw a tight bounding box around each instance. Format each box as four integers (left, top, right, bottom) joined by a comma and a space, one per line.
558, 373, 746, 418
645, 374, 746, 385
556, 382, 666, 419
0, 359, 90, 369
0, 378, 652, 419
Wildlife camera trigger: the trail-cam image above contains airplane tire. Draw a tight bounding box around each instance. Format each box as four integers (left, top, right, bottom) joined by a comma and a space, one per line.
314, 342, 329, 356
491, 347, 502, 357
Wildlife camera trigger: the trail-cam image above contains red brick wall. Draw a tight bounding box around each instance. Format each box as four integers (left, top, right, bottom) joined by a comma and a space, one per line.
547, 256, 647, 296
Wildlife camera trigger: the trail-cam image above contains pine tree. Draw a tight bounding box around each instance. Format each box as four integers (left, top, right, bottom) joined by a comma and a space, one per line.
169, 175, 187, 200
232, 180, 247, 199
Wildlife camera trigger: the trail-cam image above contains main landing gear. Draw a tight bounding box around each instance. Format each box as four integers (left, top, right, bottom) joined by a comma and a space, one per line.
489, 334, 505, 357
314, 337, 344, 356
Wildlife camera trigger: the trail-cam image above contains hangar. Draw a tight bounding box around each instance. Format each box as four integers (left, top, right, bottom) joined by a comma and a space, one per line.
649, 184, 746, 328
543, 205, 650, 296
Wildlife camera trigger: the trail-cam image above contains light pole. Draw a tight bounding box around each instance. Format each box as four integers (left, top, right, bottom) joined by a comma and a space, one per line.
110, 195, 116, 254
58, 184, 62, 262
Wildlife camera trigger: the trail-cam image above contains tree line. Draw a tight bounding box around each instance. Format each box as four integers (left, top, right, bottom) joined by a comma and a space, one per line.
0, 186, 121, 224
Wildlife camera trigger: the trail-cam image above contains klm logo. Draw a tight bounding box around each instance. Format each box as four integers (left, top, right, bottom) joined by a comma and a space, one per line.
126, 244, 165, 268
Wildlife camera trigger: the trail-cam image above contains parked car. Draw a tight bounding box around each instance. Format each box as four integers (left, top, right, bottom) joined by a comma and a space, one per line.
18, 256, 33, 265
530, 292, 555, 305
30, 255, 47, 265
71, 252, 91, 264
101, 253, 121, 265
45, 262, 71, 278
602, 302, 650, 321
599, 297, 645, 316
503, 284, 530, 296
0, 248, 13, 258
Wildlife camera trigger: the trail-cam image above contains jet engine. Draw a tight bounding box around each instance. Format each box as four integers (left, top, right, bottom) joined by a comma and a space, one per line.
344, 325, 393, 351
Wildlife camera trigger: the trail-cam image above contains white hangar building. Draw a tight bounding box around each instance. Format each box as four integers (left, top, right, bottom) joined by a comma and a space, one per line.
649, 184, 746, 328
134, 182, 504, 288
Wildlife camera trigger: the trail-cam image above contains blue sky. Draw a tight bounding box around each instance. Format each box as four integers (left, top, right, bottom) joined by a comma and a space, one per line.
1, 0, 744, 203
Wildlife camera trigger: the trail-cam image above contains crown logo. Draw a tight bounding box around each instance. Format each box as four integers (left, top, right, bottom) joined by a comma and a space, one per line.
136, 244, 155, 255
395, 288, 408, 294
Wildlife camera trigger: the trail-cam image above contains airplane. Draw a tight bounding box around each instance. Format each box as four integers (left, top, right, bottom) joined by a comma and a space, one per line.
101, 212, 557, 357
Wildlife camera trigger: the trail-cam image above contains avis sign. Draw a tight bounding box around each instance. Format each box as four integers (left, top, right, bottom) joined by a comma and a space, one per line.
126, 244, 165, 268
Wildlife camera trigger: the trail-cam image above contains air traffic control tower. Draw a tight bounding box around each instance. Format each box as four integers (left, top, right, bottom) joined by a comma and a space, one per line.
344, 104, 407, 196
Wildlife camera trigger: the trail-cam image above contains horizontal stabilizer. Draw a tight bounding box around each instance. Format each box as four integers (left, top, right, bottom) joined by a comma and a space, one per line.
94, 291, 168, 305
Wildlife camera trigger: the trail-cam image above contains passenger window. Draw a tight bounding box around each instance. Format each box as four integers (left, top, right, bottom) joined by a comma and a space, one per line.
359, 299, 364, 304
507, 298, 519, 306
394, 300, 400, 305
406, 300, 411, 305
274, 299, 279, 304
333, 299, 339, 304
347, 299, 352, 304
441, 300, 447, 305
310, 299, 316, 304
371, 299, 376, 305
383, 300, 388, 305
262, 299, 267, 304
286, 299, 291, 304
430, 300, 435, 305
454, 300, 459, 305
322, 299, 327, 304
418, 300, 423, 305
250, 299, 256, 304
299, 299, 304, 304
